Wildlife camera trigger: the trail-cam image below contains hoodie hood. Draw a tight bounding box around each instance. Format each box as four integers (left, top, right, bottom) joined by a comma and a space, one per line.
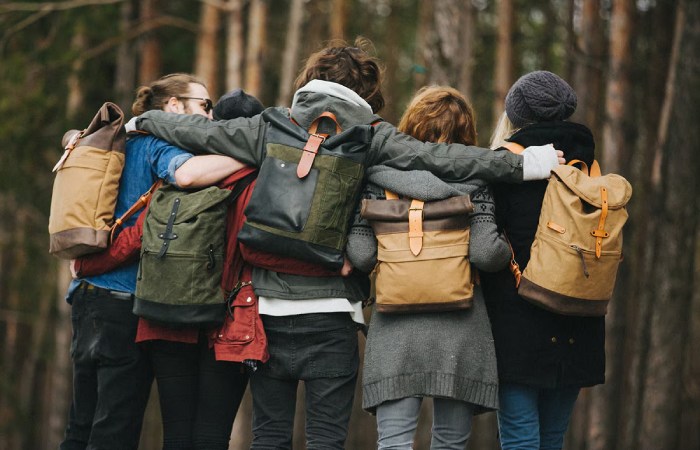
290, 80, 379, 131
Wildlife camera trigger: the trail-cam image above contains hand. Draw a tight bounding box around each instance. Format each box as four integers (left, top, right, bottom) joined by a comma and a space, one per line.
69, 259, 78, 279
125, 116, 138, 133
340, 256, 354, 277
521, 144, 559, 181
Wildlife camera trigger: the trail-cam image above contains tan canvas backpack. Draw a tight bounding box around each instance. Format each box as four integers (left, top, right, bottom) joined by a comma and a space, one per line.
48, 102, 127, 259
360, 192, 474, 313
508, 154, 633, 316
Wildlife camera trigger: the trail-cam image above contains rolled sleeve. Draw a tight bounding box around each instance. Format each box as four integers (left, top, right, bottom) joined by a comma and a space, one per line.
165, 153, 193, 183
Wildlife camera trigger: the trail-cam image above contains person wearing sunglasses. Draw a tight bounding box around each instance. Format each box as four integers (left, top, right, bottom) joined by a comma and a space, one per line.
60, 73, 244, 450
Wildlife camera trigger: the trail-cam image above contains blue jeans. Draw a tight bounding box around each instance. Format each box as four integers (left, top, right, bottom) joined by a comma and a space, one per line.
497, 383, 580, 450
60, 284, 153, 450
376, 397, 475, 450
249, 313, 359, 450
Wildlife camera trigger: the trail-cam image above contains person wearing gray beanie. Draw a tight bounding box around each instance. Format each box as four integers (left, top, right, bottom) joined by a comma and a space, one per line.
483, 72, 602, 450
505, 70, 577, 128
213, 88, 265, 120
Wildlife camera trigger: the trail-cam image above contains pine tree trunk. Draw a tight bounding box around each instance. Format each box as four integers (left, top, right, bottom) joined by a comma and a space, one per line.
138, 0, 161, 85
225, 0, 244, 92
639, 2, 699, 446
330, 0, 347, 40
587, 1, 635, 448
245, 0, 267, 99
195, 2, 221, 99
493, 0, 514, 125
115, 0, 137, 114
277, 0, 304, 106
571, 0, 604, 132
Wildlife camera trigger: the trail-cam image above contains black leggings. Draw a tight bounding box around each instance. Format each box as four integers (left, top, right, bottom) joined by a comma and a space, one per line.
146, 338, 249, 450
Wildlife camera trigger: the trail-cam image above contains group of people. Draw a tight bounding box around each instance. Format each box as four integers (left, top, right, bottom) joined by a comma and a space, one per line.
60, 38, 604, 450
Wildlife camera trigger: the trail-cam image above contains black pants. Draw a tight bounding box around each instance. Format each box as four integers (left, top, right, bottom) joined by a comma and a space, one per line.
145, 338, 249, 450
60, 285, 153, 450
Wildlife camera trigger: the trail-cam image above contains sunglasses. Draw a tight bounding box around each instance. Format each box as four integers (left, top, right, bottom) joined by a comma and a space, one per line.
177, 96, 213, 114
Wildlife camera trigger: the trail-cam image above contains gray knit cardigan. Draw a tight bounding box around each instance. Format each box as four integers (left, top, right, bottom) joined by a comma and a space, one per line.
347, 166, 510, 413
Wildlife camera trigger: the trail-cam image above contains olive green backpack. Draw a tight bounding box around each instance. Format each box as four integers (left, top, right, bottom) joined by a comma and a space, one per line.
133, 183, 232, 326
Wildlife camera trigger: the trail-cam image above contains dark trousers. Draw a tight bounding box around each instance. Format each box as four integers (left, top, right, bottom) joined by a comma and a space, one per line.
145, 338, 249, 450
60, 285, 153, 450
250, 313, 359, 450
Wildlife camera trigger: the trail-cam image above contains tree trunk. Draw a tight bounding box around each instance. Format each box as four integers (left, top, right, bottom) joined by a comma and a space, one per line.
330, 0, 347, 40
224, 0, 244, 92
138, 0, 161, 85
195, 1, 221, 99
587, 1, 635, 449
277, 0, 304, 106
114, 0, 137, 114
457, 2, 475, 100
639, 2, 699, 446
412, 0, 432, 90
493, 0, 514, 125
245, 0, 267, 99
571, 0, 604, 132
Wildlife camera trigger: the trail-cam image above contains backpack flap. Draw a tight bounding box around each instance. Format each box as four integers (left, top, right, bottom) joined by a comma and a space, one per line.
519, 165, 633, 316
361, 195, 474, 313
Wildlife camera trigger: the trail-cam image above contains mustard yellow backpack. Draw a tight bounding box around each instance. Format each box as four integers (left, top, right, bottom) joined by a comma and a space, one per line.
510, 159, 632, 316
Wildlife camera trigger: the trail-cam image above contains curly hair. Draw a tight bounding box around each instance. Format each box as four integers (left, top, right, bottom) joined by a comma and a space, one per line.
294, 37, 385, 113
398, 86, 477, 146
132, 73, 206, 116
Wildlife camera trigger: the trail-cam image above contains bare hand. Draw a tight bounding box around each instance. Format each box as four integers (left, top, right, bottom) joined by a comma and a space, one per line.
556, 150, 565, 165
340, 257, 354, 277
69, 259, 78, 279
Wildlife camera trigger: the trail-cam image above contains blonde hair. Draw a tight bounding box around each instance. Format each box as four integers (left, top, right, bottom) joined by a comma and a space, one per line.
398, 86, 477, 145
132, 73, 205, 116
489, 111, 518, 149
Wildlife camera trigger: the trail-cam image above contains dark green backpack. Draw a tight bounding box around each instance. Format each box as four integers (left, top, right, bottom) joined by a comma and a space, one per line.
133, 183, 231, 326
237, 108, 375, 270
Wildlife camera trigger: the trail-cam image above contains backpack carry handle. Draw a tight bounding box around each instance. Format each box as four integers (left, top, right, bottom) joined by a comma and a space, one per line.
568, 159, 602, 178
296, 112, 342, 179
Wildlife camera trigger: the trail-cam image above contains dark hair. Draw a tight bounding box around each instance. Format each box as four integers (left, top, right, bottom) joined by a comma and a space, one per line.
132, 73, 205, 116
398, 86, 477, 146
294, 37, 385, 113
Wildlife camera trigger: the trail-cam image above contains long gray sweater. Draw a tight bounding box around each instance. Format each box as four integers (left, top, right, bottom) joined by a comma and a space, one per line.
347, 165, 510, 413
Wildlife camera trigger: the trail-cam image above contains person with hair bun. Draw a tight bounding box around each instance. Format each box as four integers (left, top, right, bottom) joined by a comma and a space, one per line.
347, 86, 510, 449
481, 70, 603, 450
61, 73, 244, 450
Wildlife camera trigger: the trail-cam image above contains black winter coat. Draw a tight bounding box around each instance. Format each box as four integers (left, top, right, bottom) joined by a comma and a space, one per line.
481, 121, 606, 389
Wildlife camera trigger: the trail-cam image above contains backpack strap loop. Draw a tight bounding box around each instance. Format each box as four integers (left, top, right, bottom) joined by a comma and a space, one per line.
157, 197, 181, 258
591, 186, 610, 258
110, 180, 161, 243
296, 112, 342, 179
408, 199, 424, 256
384, 190, 399, 200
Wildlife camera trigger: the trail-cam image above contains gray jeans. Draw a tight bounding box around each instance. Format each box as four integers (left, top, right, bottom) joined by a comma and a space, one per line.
376, 397, 475, 450
250, 312, 359, 450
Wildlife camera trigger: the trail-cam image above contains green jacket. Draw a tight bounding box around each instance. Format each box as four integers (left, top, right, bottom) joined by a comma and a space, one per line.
136, 87, 525, 301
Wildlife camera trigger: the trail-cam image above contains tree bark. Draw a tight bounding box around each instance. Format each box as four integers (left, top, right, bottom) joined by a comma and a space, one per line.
245, 0, 267, 99
138, 0, 161, 85
277, 0, 304, 106
493, 0, 514, 125
639, 2, 699, 446
571, 0, 604, 132
330, 0, 347, 40
114, 0, 136, 114
224, 0, 244, 92
587, 0, 635, 449
195, 1, 221, 98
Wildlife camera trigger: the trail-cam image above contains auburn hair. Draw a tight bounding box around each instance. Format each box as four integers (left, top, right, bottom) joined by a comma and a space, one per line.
132, 73, 205, 116
398, 86, 477, 146
294, 37, 385, 113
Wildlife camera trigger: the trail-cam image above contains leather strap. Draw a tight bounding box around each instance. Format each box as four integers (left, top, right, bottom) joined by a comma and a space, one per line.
504, 232, 522, 288
110, 180, 161, 243
384, 190, 399, 200
157, 197, 181, 258
408, 199, 424, 256
296, 112, 341, 179
502, 141, 525, 154
591, 186, 609, 258
567, 159, 589, 175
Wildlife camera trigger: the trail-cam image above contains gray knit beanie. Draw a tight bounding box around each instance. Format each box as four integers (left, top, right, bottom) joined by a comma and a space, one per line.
213, 88, 265, 120
505, 71, 577, 128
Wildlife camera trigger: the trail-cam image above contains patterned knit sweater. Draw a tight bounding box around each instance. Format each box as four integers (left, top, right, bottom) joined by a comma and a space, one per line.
347, 165, 510, 413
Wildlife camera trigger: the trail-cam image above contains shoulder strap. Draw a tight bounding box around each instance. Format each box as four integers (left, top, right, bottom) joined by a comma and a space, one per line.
110, 180, 161, 243
502, 142, 525, 154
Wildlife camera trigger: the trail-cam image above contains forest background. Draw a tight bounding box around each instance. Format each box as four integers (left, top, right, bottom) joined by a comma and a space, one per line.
0, 0, 698, 449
